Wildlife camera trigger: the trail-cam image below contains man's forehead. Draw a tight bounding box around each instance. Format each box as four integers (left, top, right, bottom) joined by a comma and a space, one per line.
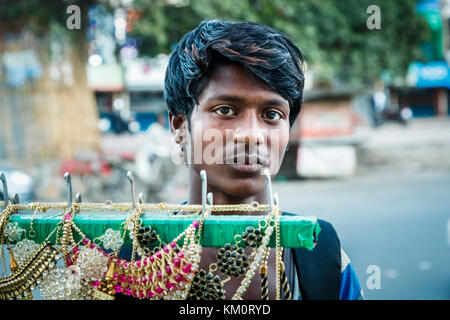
198, 64, 288, 106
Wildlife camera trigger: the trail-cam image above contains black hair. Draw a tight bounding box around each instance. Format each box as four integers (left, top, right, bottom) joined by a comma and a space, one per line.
164, 19, 305, 127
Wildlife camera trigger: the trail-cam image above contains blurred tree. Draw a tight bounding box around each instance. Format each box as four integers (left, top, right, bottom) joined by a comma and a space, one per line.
0, 0, 431, 88
0, 0, 94, 49
0, 0, 101, 162
128, 0, 430, 88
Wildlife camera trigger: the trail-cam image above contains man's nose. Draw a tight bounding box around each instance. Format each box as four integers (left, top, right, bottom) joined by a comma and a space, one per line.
233, 113, 265, 145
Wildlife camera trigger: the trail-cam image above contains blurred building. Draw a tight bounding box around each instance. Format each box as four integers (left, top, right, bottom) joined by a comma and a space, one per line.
0, 31, 100, 163
390, 0, 450, 118
87, 55, 168, 134
278, 89, 360, 179
86, 4, 168, 135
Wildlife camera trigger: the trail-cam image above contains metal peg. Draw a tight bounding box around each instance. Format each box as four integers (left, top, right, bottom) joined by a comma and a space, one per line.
207, 192, 213, 206
64, 172, 72, 209
12, 193, 20, 204
273, 192, 279, 206
127, 171, 137, 209
263, 168, 274, 212
200, 170, 207, 214
0, 172, 9, 208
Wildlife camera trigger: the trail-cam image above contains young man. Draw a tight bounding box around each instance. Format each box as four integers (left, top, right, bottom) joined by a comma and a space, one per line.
165, 20, 363, 300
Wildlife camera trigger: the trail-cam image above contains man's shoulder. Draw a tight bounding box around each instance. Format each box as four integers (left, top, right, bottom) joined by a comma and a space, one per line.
282, 212, 342, 299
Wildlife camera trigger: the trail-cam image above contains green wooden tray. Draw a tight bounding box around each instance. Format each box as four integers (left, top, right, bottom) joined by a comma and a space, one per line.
6, 209, 320, 249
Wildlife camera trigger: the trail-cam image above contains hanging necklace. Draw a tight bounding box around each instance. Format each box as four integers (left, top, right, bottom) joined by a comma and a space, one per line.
185, 203, 291, 300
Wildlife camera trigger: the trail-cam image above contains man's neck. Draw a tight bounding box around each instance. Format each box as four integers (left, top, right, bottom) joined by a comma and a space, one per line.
187, 170, 269, 215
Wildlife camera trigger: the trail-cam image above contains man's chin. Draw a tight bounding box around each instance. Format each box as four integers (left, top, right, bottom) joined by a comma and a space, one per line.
216, 177, 266, 199
194, 164, 272, 199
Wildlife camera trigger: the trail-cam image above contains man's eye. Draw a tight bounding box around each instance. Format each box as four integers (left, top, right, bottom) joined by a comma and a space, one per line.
214, 106, 235, 116
263, 110, 283, 120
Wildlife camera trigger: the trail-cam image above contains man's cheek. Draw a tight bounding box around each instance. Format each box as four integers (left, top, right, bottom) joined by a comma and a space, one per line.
267, 129, 281, 175
190, 120, 204, 165
203, 128, 225, 165
189, 121, 225, 165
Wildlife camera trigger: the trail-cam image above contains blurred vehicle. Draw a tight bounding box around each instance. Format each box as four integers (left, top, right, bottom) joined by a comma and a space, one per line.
97, 103, 141, 135
98, 110, 141, 134
59, 114, 181, 203
370, 91, 413, 126
134, 115, 179, 202
0, 164, 35, 203
58, 149, 141, 203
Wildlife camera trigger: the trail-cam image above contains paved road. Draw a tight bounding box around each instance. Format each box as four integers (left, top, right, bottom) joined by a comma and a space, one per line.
272, 166, 450, 300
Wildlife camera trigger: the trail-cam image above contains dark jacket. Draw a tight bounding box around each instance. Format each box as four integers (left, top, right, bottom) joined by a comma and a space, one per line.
283, 213, 342, 300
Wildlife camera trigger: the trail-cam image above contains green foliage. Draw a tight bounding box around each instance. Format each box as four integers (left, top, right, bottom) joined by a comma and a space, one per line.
0, 0, 95, 55
130, 0, 430, 88
0, 0, 431, 88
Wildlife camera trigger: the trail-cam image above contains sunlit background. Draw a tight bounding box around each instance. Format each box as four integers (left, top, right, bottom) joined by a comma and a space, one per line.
0, 0, 449, 299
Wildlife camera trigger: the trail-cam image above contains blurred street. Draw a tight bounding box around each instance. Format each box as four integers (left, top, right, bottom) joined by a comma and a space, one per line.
271, 117, 450, 300
272, 166, 450, 300
356, 117, 450, 170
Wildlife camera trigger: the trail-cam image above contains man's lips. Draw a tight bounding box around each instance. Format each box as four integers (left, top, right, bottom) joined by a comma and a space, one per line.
224, 153, 270, 166
224, 153, 270, 173
227, 162, 263, 173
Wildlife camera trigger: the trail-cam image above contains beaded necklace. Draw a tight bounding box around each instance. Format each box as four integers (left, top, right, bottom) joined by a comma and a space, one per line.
0, 200, 292, 300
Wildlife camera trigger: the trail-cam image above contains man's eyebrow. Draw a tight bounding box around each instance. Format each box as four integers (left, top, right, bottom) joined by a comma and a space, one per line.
261, 99, 289, 108
204, 94, 246, 104
204, 94, 288, 108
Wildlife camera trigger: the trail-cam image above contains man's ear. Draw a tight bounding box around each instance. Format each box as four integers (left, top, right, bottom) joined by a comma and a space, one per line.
168, 111, 188, 145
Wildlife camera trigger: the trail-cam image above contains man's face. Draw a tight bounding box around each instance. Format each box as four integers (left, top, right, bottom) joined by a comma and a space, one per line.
174, 63, 290, 199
